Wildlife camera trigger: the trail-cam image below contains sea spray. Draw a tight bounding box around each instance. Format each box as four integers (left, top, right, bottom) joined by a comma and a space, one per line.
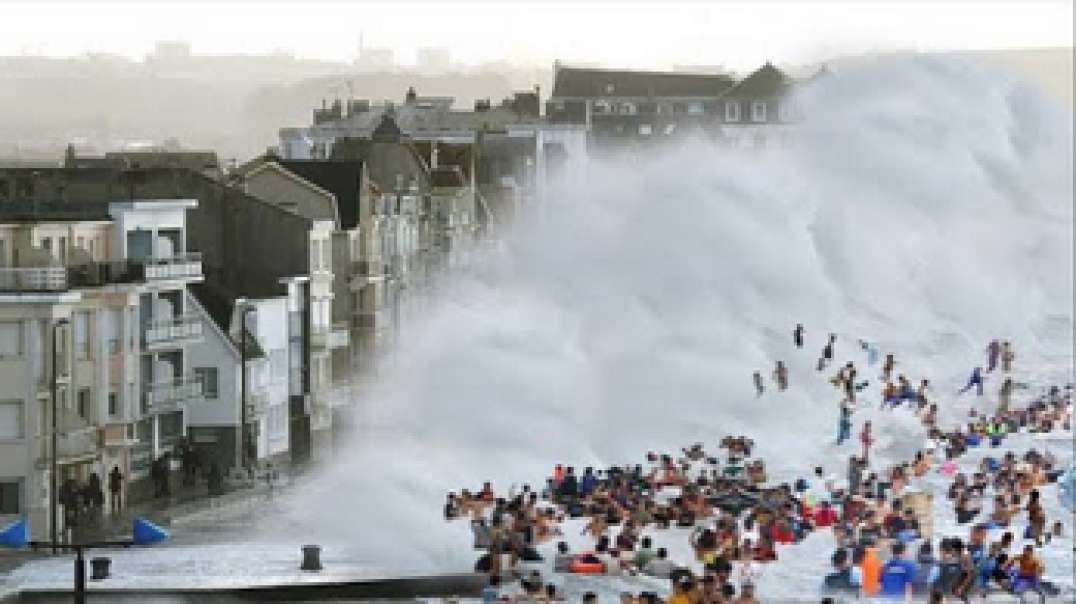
283, 54, 1073, 571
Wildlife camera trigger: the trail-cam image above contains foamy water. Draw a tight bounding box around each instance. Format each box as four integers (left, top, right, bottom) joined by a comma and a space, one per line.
276, 55, 1074, 573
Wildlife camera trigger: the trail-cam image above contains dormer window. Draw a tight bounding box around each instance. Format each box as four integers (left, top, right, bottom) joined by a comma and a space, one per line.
724, 100, 741, 122
604, 83, 615, 94
751, 101, 767, 123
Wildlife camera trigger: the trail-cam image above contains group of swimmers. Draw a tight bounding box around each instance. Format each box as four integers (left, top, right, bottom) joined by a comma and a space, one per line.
446, 327, 1071, 602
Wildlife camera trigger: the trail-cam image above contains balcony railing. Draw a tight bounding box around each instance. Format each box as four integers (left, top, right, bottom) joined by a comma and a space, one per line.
0, 267, 68, 292
0, 255, 201, 293
144, 253, 203, 281
145, 377, 202, 413
310, 322, 349, 350
143, 314, 203, 350
67, 260, 146, 288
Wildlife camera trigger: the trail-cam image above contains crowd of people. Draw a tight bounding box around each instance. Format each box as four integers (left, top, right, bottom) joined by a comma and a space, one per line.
444, 327, 1073, 602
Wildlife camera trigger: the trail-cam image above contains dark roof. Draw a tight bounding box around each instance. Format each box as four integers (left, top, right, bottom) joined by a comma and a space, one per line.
277, 160, 364, 230
372, 114, 404, 141
0, 199, 112, 222
189, 283, 265, 359
724, 62, 792, 98
552, 66, 735, 98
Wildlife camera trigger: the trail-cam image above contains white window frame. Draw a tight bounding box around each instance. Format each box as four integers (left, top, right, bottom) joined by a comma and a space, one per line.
725, 100, 741, 123
638, 124, 653, 136
195, 367, 218, 399
751, 101, 768, 123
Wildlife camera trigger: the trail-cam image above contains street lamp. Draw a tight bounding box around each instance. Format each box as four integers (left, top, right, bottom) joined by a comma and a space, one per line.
50, 317, 69, 555
238, 306, 255, 472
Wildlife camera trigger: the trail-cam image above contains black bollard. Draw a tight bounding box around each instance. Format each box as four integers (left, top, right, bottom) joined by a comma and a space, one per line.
90, 556, 111, 580
301, 545, 322, 571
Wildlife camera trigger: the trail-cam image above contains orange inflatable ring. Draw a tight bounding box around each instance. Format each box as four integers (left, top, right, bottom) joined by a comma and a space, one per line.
569, 553, 606, 574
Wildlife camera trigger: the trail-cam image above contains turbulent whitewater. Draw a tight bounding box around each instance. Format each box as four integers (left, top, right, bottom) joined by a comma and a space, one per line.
286, 55, 1074, 573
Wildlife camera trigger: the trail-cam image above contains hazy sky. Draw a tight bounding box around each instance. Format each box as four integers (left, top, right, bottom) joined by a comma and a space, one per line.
2, 1, 1072, 70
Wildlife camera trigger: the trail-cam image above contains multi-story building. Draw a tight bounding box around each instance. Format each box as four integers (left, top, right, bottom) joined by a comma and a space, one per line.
185, 282, 305, 470
277, 88, 587, 220
0, 197, 203, 539
545, 61, 796, 150
0, 166, 331, 465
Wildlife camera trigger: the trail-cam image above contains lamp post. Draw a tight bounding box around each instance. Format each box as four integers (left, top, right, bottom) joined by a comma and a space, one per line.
239, 306, 255, 472
50, 317, 69, 555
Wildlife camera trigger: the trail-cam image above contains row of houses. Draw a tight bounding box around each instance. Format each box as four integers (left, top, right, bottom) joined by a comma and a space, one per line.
0, 120, 480, 538
0, 61, 800, 540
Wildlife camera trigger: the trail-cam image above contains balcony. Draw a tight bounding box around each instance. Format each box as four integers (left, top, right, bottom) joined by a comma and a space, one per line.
310, 322, 349, 350
67, 260, 146, 288
0, 267, 68, 292
144, 253, 203, 282
145, 377, 202, 414
143, 314, 203, 351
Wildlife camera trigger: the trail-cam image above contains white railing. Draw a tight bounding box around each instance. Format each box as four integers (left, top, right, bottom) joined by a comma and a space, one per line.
143, 314, 203, 349
0, 267, 68, 292
145, 377, 202, 412
144, 253, 203, 281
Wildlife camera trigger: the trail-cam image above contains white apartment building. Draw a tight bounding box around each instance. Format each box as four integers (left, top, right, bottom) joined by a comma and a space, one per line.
0, 198, 203, 539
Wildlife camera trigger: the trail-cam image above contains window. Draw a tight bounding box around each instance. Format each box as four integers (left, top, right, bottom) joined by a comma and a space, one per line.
0, 239, 7, 266
76, 236, 85, 251
0, 400, 24, 440
687, 102, 704, 115
41, 237, 52, 256
0, 481, 20, 514
106, 309, 121, 355
0, 322, 22, 359
108, 392, 118, 416
639, 124, 652, 136
58, 237, 67, 263
620, 103, 636, 115
751, 101, 768, 123
77, 388, 91, 420
74, 312, 90, 359
194, 367, 218, 399
592, 100, 612, 115
725, 100, 741, 122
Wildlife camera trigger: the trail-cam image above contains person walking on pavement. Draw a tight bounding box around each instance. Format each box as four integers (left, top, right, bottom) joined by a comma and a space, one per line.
793, 324, 804, 349
108, 465, 123, 513
753, 371, 765, 397
860, 421, 874, 464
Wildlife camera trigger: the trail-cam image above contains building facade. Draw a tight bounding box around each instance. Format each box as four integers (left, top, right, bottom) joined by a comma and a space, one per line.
0, 198, 203, 539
